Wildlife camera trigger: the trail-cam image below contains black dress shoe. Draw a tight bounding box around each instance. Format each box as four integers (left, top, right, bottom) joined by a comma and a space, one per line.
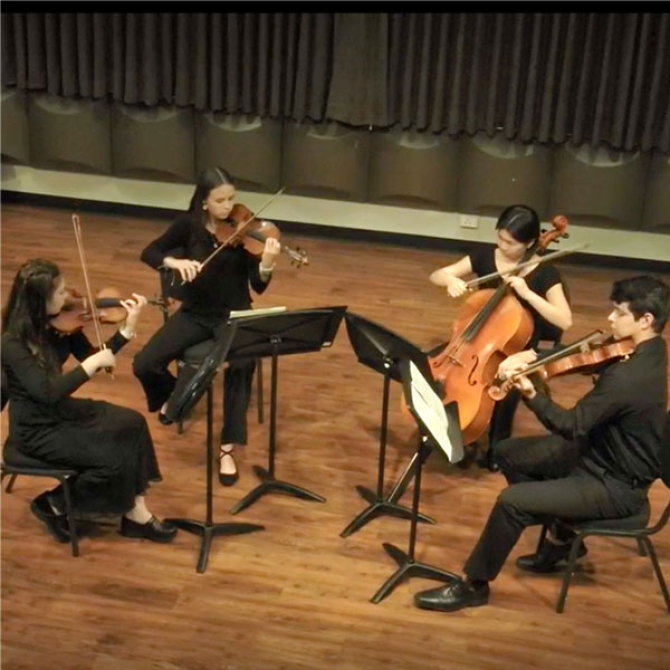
516, 540, 588, 573
30, 493, 71, 544
218, 449, 239, 487
120, 515, 178, 543
157, 411, 174, 426
414, 579, 490, 613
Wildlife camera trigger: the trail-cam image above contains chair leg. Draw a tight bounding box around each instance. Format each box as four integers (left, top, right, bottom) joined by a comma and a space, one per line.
636, 537, 647, 557
556, 536, 585, 613
59, 476, 80, 557
3, 472, 18, 493
256, 357, 264, 424
640, 537, 670, 612
535, 523, 550, 554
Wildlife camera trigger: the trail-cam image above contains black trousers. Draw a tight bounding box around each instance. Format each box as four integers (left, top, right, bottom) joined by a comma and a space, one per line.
462, 434, 649, 582
133, 309, 255, 445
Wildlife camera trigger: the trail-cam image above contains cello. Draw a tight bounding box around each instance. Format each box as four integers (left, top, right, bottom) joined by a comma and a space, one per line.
427, 215, 569, 445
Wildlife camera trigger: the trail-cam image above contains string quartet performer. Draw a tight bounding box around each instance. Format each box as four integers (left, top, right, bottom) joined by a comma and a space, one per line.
132, 167, 281, 487
1, 259, 178, 544
429, 205, 573, 467
414, 275, 669, 613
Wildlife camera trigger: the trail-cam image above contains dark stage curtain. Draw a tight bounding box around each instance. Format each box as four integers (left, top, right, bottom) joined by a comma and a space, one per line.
2, 12, 669, 152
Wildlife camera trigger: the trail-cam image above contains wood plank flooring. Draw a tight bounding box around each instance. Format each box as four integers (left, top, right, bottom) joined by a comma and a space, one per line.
1, 203, 669, 670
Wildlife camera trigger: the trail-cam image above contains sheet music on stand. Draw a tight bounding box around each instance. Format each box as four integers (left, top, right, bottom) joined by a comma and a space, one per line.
229, 306, 287, 319
406, 359, 464, 464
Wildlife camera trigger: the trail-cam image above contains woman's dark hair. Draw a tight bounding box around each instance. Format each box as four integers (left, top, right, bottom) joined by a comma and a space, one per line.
495, 205, 541, 246
1, 259, 62, 371
187, 167, 236, 223
610, 275, 670, 334
186, 167, 236, 246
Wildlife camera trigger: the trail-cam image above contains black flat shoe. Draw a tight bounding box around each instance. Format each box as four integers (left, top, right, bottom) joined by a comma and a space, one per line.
120, 515, 178, 543
414, 579, 490, 613
218, 449, 239, 487
30, 493, 71, 544
157, 411, 174, 426
516, 540, 588, 573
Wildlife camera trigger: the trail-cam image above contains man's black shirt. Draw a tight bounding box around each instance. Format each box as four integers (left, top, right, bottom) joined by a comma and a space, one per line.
525, 336, 668, 486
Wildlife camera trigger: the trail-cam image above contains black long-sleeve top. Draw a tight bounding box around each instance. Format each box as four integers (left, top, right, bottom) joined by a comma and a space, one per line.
1, 328, 129, 444
140, 214, 270, 318
525, 336, 668, 486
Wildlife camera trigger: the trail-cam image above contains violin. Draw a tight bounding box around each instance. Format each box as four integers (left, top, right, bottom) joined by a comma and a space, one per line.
226, 203, 309, 267
488, 331, 636, 401
49, 287, 160, 335
195, 188, 308, 275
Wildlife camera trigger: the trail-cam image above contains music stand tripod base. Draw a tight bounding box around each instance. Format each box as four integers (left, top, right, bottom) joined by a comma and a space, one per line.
230, 465, 326, 515
339, 484, 435, 539
165, 516, 265, 574
369, 434, 460, 603
370, 542, 460, 604
163, 326, 266, 574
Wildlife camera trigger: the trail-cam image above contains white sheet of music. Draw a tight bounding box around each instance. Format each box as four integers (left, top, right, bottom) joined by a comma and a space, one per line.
229, 306, 287, 319
408, 359, 458, 462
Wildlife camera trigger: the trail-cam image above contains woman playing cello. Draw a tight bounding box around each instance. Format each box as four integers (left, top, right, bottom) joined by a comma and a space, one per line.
429, 205, 573, 466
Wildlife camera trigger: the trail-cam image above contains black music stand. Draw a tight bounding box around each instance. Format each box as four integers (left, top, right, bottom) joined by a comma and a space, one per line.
229, 306, 347, 515
163, 322, 265, 573
340, 313, 436, 538
371, 357, 464, 604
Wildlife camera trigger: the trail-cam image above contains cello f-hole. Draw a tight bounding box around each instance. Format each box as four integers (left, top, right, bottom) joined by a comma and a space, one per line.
467, 355, 480, 386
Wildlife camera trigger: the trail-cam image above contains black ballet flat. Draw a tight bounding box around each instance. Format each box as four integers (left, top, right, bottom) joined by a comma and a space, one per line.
218, 450, 239, 487
120, 515, 178, 543
157, 411, 174, 426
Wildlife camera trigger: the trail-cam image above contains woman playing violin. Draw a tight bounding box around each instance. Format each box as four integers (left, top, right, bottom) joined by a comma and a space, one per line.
1, 259, 177, 544
414, 275, 669, 613
429, 205, 573, 463
133, 167, 281, 486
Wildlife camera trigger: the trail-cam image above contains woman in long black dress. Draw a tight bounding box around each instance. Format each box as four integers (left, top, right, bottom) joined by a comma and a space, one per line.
1, 258, 177, 544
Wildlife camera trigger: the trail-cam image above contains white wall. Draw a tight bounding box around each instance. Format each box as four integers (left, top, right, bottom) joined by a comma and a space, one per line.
2, 164, 669, 264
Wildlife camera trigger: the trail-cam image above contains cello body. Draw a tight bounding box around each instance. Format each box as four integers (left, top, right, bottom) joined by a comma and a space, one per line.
429, 289, 534, 445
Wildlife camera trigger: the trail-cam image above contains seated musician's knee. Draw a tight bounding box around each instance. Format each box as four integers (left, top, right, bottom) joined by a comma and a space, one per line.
490, 438, 516, 470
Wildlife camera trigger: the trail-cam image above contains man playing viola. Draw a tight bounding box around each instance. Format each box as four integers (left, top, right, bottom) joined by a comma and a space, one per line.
414, 275, 669, 613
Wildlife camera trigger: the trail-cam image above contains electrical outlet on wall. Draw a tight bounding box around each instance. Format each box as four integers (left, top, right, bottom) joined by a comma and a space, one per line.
460, 214, 479, 229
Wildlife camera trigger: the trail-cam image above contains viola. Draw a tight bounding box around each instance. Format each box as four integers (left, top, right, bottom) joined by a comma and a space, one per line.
49, 287, 160, 335
488, 331, 636, 401
226, 203, 309, 267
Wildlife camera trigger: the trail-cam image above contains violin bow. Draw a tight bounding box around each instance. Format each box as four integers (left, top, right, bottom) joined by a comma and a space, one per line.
198, 186, 286, 273
465, 243, 590, 290
72, 214, 114, 378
